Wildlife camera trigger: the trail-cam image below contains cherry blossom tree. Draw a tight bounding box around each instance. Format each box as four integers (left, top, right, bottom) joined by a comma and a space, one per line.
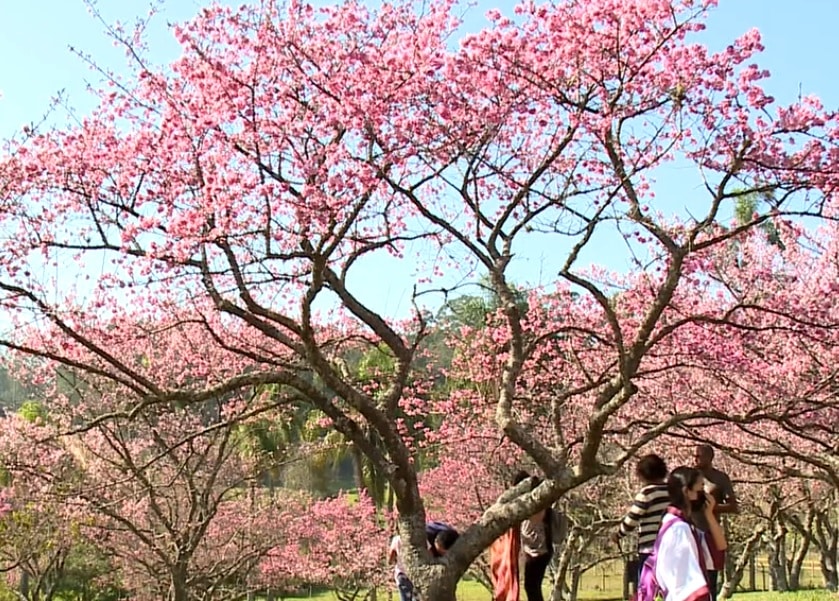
2, 0, 839, 598
69, 408, 287, 601
656, 221, 839, 590
0, 416, 79, 601
262, 492, 387, 601
0, 393, 287, 601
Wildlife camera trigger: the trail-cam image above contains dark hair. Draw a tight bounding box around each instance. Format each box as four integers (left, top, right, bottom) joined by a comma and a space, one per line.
667, 466, 701, 511
512, 470, 531, 486
696, 444, 715, 460
636, 454, 668, 483
435, 528, 459, 550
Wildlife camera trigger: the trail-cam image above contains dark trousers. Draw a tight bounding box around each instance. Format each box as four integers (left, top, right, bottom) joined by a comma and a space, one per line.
396, 573, 415, 601
707, 570, 719, 601
524, 554, 551, 601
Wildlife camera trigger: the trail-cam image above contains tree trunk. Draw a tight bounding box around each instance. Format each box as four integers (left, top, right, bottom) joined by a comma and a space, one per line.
168, 567, 190, 601
787, 532, 810, 590
719, 527, 764, 599
20, 570, 30, 600
815, 507, 839, 591
412, 567, 458, 601
767, 517, 789, 591
819, 540, 838, 591
568, 566, 582, 601
352, 444, 367, 494
550, 528, 578, 601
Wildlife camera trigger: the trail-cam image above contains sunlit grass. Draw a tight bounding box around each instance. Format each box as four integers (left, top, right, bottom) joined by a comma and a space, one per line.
284, 580, 838, 601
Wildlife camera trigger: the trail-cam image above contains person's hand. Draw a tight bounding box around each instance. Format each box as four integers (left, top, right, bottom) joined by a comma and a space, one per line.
703, 492, 717, 516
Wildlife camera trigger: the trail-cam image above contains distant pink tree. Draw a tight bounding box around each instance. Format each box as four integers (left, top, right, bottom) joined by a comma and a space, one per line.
69, 406, 287, 601
0, 395, 287, 601
262, 492, 387, 601
0, 416, 79, 601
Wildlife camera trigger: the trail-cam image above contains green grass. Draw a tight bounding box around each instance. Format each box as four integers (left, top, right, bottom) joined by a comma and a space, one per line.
280, 555, 834, 601
283, 581, 838, 601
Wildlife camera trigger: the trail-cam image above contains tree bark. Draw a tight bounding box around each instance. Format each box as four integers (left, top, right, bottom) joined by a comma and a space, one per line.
168, 566, 190, 601
411, 566, 458, 601
767, 516, 789, 591
719, 527, 763, 599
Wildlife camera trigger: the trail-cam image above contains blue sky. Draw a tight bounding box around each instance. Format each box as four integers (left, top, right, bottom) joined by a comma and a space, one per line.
1, 0, 838, 320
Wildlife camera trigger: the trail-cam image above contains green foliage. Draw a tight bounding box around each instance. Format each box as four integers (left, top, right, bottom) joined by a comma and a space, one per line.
355, 345, 396, 384
434, 279, 529, 332
17, 400, 47, 424
733, 193, 785, 249
54, 543, 127, 601
435, 294, 493, 329
0, 583, 19, 601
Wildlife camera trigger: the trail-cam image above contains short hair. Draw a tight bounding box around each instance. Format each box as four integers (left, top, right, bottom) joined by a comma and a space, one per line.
696, 444, 715, 460
636, 454, 668, 482
667, 466, 702, 512
435, 528, 459, 550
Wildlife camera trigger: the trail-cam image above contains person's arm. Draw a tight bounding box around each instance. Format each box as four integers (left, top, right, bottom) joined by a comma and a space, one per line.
615, 489, 649, 539
388, 536, 399, 564
715, 474, 738, 515
703, 496, 727, 551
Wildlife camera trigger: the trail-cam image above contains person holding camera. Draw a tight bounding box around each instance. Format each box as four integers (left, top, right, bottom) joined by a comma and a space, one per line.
653, 466, 727, 601
693, 445, 738, 600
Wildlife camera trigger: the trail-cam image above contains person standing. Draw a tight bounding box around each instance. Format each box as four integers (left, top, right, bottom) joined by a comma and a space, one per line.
490, 523, 521, 601
613, 454, 670, 583
521, 510, 551, 601
513, 471, 566, 601
388, 533, 415, 601
653, 466, 727, 601
693, 445, 738, 601
387, 523, 460, 601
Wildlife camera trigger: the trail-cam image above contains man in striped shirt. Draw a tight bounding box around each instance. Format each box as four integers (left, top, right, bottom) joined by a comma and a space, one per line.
613, 454, 670, 583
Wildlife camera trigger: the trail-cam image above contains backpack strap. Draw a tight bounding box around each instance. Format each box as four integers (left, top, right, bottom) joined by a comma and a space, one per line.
648, 516, 679, 561
652, 512, 710, 579
664, 507, 709, 577
692, 528, 709, 576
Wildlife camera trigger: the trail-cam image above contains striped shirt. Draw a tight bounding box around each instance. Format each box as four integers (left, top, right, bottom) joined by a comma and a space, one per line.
618, 483, 669, 553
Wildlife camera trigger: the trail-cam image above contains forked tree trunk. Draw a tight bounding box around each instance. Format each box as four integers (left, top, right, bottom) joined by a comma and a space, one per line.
550, 527, 580, 601
787, 532, 810, 591
719, 527, 764, 599
767, 517, 789, 591
815, 507, 839, 591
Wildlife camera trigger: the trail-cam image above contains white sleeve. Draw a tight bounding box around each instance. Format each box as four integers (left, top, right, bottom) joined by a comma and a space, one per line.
389, 535, 400, 553
655, 522, 710, 601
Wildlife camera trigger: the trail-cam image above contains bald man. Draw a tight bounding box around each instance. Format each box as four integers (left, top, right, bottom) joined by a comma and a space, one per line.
693, 445, 738, 601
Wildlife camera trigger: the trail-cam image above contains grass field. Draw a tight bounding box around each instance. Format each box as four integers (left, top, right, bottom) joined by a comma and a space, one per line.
282, 556, 834, 601
285, 580, 838, 601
